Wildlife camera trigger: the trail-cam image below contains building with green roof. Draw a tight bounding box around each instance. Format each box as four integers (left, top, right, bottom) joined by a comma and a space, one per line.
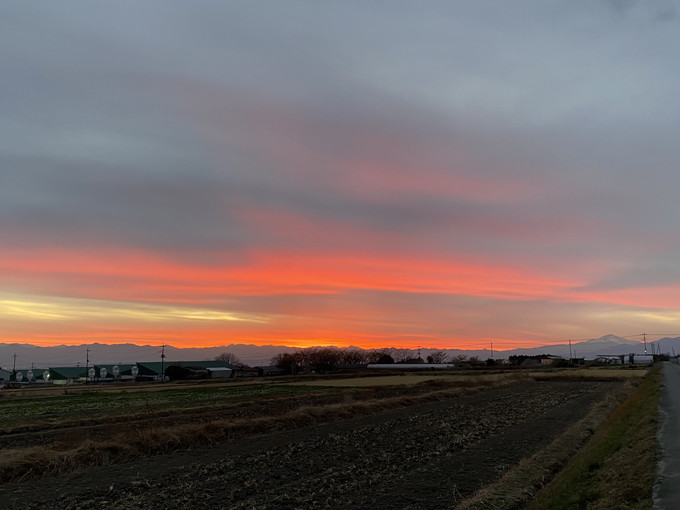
10, 368, 49, 383
136, 360, 236, 380
94, 364, 137, 381
48, 367, 88, 384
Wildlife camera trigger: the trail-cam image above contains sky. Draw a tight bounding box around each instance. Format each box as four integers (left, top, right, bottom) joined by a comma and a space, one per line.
2, 0, 680, 350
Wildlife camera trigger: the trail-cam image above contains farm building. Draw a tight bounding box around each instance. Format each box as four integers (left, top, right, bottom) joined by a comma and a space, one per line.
134, 362, 165, 380
0, 368, 10, 382
94, 364, 137, 381
628, 354, 654, 365
164, 365, 210, 380
257, 366, 284, 376
48, 367, 88, 384
540, 356, 565, 366
187, 360, 237, 371
236, 367, 260, 377
137, 360, 236, 381
11, 368, 50, 383
594, 355, 624, 365
594, 354, 654, 365
206, 367, 233, 378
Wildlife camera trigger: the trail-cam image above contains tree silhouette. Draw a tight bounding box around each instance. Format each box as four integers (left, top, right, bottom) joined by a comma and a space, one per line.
214, 352, 244, 367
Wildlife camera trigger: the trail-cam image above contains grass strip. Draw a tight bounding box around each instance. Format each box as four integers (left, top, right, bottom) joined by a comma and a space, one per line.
454, 379, 635, 509
523, 366, 660, 510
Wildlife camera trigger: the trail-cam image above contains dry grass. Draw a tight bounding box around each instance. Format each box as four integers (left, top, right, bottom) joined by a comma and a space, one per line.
0, 378, 270, 400
0, 376, 520, 484
525, 366, 660, 510
456, 368, 659, 510
529, 367, 649, 381
293, 372, 527, 387
454, 380, 636, 509
293, 367, 648, 388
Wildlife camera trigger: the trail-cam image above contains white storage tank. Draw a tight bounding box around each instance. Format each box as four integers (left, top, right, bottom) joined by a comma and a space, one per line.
630, 354, 654, 365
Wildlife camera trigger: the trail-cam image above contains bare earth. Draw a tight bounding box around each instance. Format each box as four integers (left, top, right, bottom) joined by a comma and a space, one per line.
2, 380, 617, 510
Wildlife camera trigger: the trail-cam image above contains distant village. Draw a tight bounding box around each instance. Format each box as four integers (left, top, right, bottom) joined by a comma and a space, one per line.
0, 345, 663, 387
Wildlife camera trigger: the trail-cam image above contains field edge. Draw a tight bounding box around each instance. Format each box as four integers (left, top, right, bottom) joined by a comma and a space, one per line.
456, 370, 655, 510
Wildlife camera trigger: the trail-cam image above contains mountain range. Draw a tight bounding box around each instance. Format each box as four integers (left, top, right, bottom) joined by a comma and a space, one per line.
1, 334, 676, 370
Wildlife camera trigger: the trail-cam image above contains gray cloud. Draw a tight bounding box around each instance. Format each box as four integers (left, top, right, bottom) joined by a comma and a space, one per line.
3, 1, 680, 342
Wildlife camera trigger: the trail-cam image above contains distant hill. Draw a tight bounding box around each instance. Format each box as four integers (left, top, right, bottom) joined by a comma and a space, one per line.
0, 334, 675, 369
0, 342, 297, 370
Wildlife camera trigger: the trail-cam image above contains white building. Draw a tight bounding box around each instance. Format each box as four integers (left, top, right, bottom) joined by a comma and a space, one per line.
206, 367, 233, 378
0, 368, 11, 383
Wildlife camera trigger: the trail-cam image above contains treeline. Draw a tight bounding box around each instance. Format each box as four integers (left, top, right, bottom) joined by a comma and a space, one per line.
215, 347, 509, 375
269, 347, 454, 374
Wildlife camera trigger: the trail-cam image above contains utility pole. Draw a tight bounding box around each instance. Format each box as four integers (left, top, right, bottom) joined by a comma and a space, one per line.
569, 339, 573, 362
160, 344, 166, 382
85, 347, 90, 384
643, 333, 647, 355
12, 353, 17, 381
490, 340, 494, 360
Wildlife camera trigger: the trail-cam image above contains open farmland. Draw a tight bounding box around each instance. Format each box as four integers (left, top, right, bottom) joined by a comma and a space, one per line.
293, 372, 518, 387
293, 367, 648, 388
0, 369, 646, 509
0, 382, 340, 430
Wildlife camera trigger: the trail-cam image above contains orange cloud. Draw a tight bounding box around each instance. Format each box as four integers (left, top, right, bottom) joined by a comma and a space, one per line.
0, 241, 589, 350
3, 238, 678, 351
0, 244, 579, 303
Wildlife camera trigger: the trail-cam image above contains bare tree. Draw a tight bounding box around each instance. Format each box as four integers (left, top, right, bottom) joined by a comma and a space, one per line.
365, 348, 394, 363
392, 348, 412, 363
215, 352, 244, 367
305, 347, 341, 372
339, 348, 367, 365
427, 351, 449, 364
452, 354, 468, 363
271, 347, 341, 373
271, 352, 298, 374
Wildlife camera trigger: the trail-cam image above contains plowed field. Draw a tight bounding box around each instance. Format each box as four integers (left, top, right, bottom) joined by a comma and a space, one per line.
2, 379, 618, 510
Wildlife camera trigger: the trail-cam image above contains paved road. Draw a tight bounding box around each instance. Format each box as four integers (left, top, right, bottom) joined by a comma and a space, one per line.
655, 361, 680, 508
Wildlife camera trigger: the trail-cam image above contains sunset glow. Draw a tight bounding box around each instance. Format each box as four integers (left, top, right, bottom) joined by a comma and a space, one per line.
3, 2, 680, 354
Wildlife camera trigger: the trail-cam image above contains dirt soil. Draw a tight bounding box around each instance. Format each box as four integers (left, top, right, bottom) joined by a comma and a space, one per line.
1, 380, 617, 510
0, 384, 456, 451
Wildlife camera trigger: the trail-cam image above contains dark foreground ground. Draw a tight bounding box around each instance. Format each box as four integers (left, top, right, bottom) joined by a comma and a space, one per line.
1, 380, 617, 510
